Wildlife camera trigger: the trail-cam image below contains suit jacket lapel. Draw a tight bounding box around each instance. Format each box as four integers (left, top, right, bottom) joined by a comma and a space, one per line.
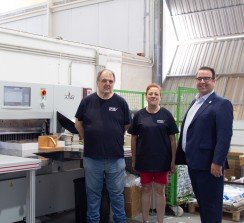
190, 92, 216, 125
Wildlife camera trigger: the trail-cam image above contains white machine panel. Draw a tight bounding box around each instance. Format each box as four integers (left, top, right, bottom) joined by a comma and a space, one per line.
53, 85, 82, 119
0, 81, 54, 120
53, 85, 83, 132
0, 169, 83, 222
0, 81, 83, 133
0, 81, 85, 222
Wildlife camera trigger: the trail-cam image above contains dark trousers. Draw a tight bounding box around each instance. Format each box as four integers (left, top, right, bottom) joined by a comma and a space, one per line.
188, 168, 224, 223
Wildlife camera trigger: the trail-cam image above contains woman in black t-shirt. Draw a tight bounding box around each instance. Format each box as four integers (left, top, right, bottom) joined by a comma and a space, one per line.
128, 83, 178, 223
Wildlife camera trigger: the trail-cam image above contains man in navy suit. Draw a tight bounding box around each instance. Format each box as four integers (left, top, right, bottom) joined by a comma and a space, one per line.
176, 66, 233, 223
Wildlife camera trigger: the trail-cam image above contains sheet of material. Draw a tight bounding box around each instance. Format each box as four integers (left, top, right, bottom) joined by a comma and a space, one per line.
0, 155, 41, 223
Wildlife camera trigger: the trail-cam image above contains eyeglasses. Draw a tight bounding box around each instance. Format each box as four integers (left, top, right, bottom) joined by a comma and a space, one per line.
196, 77, 214, 82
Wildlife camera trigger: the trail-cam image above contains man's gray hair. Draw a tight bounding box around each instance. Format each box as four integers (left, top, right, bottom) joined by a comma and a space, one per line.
96, 69, 116, 82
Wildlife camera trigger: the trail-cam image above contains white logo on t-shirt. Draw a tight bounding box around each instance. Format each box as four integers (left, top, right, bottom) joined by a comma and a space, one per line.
109, 107, 118, 111
157, 120, 165, 124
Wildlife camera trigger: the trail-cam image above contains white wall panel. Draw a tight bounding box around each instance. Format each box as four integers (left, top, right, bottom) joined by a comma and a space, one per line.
25, 15, 47, 35
0, 28, 97, 87
0, 51, 63, 84
52, 10, 72, 40
121, 64, 152, 91
126, 0, 144, 54
98, 0, 128, 51
121, 53, 152, 91
52, 0, 144, 54
0, 28, 150, 93
70, 5, 99, 45
53, 4, 99, 45
1, 15, 46, 36
0, 0, 145, 55
70, 63, 96, 89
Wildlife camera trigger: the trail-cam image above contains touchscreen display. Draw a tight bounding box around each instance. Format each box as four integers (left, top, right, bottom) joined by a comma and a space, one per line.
4, 86, 31, 107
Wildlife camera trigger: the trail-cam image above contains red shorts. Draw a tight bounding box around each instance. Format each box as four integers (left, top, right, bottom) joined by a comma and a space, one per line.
140, 172, 169, 185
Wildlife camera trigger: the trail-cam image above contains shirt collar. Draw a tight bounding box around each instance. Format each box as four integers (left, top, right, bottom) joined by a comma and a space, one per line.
195, 90, 214, 102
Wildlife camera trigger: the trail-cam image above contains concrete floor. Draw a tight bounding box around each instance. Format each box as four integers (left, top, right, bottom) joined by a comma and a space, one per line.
133, 212, 244, 222
32, 209, 244, 223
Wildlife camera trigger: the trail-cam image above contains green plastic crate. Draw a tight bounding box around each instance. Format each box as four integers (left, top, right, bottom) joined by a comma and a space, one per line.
163, 87, 197, 205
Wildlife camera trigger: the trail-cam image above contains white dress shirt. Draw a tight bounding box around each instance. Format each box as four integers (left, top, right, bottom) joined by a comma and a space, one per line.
182, 90, 214, 152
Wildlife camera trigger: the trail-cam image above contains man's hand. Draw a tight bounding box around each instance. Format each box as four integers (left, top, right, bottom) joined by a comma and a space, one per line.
211, 163, 223, 177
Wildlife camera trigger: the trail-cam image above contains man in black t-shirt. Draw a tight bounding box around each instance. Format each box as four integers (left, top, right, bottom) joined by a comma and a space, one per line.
75, 69, 130, 223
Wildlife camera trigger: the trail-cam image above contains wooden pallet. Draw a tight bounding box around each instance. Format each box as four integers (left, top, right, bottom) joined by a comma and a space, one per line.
188, 202, 244, 222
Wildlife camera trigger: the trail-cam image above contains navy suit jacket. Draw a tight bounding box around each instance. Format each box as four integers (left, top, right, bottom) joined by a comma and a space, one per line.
176, 92, 233, 170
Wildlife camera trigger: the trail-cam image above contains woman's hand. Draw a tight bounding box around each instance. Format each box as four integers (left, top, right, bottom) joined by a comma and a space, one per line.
170, 161, 176, 173
131, 159, 139, 174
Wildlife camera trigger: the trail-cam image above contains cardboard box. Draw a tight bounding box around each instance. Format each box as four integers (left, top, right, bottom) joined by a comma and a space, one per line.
125, 198, 141, 218
38, 135, 58, 149
124, 185, 141, 202
124, 186, 141, 218
239, 155, 244, 166
225, 152, 242, 179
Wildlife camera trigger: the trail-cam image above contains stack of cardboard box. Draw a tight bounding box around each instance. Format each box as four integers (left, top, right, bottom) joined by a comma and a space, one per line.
224, 152, 242, 180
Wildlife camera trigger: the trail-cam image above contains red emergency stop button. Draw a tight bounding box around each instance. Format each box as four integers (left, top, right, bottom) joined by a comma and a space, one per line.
41, 89, 47, 96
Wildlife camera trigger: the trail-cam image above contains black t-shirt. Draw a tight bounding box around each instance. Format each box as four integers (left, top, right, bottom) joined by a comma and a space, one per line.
128, 107, 179, 172
75, 93, 130, 158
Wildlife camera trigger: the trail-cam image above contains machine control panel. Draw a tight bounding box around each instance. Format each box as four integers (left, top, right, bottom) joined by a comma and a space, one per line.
40, 88, 47, 109
0, 81, 83, 133
40, 89, 47, 97
3, 86, 31, 108
0, 81, 54, 120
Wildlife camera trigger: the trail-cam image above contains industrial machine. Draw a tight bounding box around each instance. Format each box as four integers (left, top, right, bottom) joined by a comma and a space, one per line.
0, 81, 85, 223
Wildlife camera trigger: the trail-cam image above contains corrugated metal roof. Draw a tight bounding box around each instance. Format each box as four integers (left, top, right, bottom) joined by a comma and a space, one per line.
171, 5, 244, 39
162, 74, 244, 120
168, 39, 244, 75
163, 1, 244, 120
167, 0, 244, 16
165, 0, 244, 76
